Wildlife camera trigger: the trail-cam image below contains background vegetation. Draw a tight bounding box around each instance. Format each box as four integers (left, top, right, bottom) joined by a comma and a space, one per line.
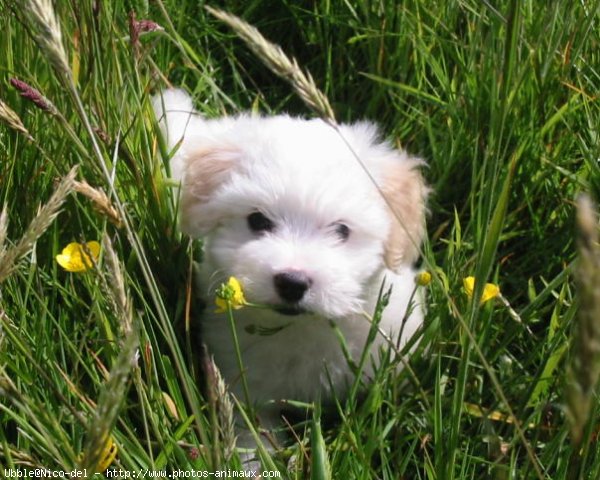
1, 0, 599, 478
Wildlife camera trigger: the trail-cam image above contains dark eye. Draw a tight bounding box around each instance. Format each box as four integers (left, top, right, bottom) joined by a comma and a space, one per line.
334, 223, 351, 241
247, 211, 275, 234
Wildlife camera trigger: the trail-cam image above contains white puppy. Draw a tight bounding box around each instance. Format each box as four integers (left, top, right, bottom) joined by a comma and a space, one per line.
154, 89, 427, 445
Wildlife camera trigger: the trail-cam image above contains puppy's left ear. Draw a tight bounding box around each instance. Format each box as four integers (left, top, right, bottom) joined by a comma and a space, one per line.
380, 154, 428, 271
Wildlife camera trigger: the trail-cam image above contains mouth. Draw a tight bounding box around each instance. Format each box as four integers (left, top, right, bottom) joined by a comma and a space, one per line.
274, 305, 308, 316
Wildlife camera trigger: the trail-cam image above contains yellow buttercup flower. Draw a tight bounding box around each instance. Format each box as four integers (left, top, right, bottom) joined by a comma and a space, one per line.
77, 435, 117, 472
97, 436, 118, 471
56, 241, 101, 272
415, 271, 432, 286
215, 276, 247, 313
463, 276, 500, 304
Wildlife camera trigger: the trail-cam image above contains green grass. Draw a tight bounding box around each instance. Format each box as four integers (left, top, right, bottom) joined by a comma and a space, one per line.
1, 0, 600, 478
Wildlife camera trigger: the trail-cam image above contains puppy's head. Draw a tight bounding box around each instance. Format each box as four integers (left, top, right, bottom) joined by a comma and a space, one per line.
179, 116, 426, 318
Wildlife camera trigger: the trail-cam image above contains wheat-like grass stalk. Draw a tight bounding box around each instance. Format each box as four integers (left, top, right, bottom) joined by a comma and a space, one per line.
216, 370, 236, 462
566, 194, 600, 447
22, 0, 70, 78
74, 180, 123, 228
101, 235, 132, 334
205, 6, 337, 126
10, 78, 58, 115
0, 99, 33, 140
0, 166, 78, 283
203, 352, 236, 462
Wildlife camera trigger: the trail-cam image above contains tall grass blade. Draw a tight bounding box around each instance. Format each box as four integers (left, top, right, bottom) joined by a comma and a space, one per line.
310, 403, 331, 480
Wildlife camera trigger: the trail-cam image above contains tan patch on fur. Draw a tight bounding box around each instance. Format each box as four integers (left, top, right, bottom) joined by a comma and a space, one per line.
381, 157, 427, 271
180, 145, 239, 236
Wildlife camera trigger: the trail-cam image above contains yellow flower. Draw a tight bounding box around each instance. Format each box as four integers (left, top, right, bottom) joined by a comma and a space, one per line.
97, 436, 118, 471
415, 271, 432, 286
77, 435, 117, 472
215, 276, 247, 313
463, 276, 500, 304
56, 241, 100, 272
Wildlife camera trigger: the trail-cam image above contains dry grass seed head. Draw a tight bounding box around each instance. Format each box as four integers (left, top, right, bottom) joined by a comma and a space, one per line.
567, 194, 600, 446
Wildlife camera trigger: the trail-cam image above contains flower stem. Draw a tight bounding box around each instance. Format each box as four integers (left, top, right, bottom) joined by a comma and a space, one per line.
226, 303, 253, 417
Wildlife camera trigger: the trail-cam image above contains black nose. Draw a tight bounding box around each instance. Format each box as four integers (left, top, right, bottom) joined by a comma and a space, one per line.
273, 271, 312, 303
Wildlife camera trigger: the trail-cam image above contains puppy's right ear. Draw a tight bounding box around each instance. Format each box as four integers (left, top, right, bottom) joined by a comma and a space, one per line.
179, 145, 240, 237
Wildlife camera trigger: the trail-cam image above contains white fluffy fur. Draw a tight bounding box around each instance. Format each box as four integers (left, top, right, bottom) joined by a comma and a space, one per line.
153, 88, 427, 444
